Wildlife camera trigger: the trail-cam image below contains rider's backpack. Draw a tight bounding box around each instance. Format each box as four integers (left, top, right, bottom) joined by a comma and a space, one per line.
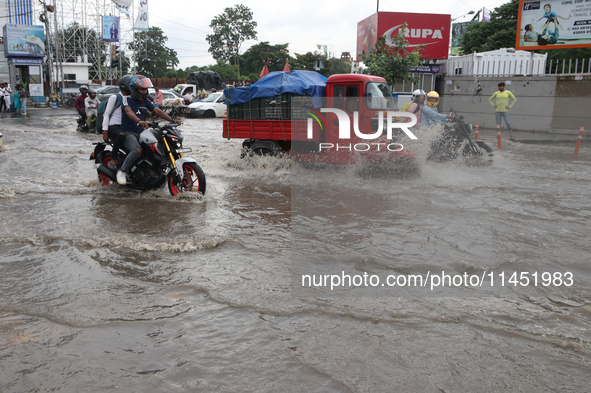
96, 93, 122, 133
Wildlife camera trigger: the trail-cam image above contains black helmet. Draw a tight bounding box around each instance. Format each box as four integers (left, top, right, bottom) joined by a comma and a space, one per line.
79, 85, 88, 94
88, 89, 96, 97
118, 75, 133, 94
128, 75, 153, 102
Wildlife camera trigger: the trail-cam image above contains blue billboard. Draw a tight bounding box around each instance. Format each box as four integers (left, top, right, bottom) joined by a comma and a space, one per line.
3, 24, 45, 58
102, 16, 120, 42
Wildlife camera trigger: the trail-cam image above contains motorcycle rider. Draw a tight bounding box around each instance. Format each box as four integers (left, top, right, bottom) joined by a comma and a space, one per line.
116, 75, 181, 185
421, 91, 455, 127
84, 89, 99, 130
102, 75, 132, 170
74, 85, 89, 128
405, 89, 426, 124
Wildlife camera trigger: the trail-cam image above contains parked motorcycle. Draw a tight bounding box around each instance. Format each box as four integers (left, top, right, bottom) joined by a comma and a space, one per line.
89, 108, 206, 196
427, 109, 493, 163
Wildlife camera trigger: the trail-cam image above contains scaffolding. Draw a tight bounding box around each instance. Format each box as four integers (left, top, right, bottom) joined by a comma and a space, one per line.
35, 0, 135, 83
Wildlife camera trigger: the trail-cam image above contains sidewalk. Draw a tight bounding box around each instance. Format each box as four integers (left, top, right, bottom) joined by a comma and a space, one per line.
473, 127, 589, 145
24, 106, 76, 117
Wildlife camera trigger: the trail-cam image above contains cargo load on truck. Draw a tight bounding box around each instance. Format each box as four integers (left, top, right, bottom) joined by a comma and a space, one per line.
224, 70, 327, 121
187, 71, 226, 91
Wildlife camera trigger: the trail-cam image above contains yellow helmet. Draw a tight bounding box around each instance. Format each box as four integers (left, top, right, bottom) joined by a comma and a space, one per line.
426, 91, 439, 107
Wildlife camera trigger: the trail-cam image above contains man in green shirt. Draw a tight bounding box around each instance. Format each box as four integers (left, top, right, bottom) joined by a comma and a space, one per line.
489, 82, 517, 139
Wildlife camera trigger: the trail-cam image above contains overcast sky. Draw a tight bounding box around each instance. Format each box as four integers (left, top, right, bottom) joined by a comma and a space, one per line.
147, 0, 508, 69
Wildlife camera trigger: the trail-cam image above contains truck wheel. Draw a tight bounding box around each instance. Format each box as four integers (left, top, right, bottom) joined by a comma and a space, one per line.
249, 140, 282, 157
203, 110, 215, 118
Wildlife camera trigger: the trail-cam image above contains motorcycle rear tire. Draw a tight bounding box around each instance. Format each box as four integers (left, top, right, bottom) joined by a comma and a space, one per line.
97, 151, 115, 186
167, 162, 206, 196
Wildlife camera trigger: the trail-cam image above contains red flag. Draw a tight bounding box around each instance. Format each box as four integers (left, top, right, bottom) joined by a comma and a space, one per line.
259, 65, 270, 79
283, 60, 290, 72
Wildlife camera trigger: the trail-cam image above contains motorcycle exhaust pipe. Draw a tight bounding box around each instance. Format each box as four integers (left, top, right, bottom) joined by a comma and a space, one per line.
97, 164, 117, 182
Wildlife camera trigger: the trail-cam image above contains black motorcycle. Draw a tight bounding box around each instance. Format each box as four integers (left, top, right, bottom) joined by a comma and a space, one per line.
90, 108, 206, 196
77, 114, 97, 133
427, 109, 493, 163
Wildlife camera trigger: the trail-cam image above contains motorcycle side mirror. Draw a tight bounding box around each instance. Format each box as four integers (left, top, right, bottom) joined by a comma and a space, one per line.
459, 115, 465, 120
138, 107, 151, 116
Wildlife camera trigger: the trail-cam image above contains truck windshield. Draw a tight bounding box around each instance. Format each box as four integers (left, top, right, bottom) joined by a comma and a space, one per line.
365, 82, 397, 110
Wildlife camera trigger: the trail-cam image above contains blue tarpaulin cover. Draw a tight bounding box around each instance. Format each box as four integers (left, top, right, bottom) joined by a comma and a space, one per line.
224, 70, 327, 108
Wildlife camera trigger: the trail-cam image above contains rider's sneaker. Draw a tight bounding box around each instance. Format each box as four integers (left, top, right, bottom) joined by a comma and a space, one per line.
116, 170, 127, 185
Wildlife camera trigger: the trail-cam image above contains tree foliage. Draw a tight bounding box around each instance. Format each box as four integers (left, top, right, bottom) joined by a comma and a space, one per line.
460, 0, 518, 54
128, 27, 179, 78
360, 27, 422, 86
239, 42, 291, 79
206, 4, 258, 76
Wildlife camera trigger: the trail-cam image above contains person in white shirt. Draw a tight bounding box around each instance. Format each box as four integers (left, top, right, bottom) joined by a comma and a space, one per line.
0, 83, 6, 112
102, 76, 131, 169
4, 83, 12, 112
84, 89, 99, 130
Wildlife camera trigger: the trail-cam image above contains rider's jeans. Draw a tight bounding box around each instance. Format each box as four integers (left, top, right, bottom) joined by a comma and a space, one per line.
495, 111, 513, 131
121, 132, 142, 173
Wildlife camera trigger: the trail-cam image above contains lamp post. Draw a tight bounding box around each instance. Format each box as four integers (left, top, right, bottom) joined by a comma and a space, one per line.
38, 0, 55, 96
452, 10, 476, 22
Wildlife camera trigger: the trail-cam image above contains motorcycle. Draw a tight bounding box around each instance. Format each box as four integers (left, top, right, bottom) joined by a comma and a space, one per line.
89, 107, 206, 196
77, 113, 97, 133
427, 109, 494, 163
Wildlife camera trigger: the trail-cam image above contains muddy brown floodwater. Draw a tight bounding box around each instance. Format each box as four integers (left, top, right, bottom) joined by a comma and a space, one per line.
0, 114, 590, 392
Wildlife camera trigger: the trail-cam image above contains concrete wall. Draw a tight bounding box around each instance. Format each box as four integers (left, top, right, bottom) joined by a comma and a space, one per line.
437, 75, 591, 135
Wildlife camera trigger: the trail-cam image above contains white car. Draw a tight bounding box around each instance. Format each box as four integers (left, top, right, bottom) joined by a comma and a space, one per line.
148, 88, 184, 107
186, 92, 227, 118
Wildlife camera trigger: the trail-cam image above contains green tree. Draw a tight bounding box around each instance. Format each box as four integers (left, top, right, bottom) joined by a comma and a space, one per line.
128, 26, 179, 78
206, 4, 258, 76
239, 42, 292, 79
360, 29, 422, 87
291, 52, 330, 77
460, 0, 518, 54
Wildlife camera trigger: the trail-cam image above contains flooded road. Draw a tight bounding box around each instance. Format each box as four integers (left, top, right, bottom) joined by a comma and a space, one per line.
0, 113, 590, 392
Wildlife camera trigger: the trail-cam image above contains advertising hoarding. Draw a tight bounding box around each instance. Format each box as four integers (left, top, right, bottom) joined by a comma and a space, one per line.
516, 0, 591, 50
357, 12, 451, 60
2, 24, 45, 58
102, 16, 120, 42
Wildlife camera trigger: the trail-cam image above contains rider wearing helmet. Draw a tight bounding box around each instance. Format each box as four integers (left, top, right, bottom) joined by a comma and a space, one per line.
74, 85, 89, 126
116, 75, 182, 185
84, 88, 99, 130
404, 89, 426, 123
421, 91, 455, 127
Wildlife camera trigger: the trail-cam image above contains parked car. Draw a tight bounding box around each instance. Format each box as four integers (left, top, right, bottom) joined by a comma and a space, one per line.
96, 85, 120, 102
186, 92, 227, 118
148, 88, 184, 106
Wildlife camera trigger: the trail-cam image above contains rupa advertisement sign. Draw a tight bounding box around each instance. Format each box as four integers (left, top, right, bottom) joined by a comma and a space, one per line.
516, 0, 591, 50
357, 12, 451, 60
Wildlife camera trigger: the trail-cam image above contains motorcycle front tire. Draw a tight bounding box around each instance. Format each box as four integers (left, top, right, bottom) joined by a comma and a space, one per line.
167, 162, 206, 196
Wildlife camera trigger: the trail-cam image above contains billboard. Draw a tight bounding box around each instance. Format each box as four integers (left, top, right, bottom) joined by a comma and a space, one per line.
451, 21, 477, 55
2, 24, 45, 58
357, 12, 451, 60
516, 0, 591, 50
102, 16, 120, 42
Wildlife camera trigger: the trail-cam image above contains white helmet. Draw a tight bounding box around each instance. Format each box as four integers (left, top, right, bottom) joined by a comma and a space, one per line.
412, 89, 426, 100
